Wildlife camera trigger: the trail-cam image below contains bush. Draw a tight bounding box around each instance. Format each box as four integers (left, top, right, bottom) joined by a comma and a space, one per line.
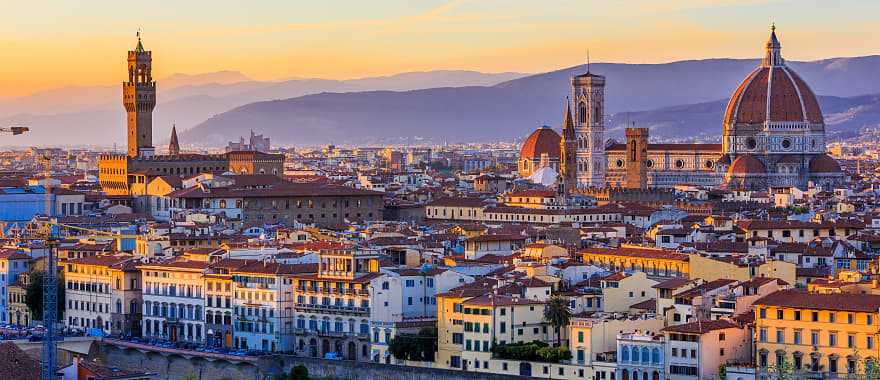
388, 327, 438, 362
289, 364, 309, 380
491, 341, 571, 363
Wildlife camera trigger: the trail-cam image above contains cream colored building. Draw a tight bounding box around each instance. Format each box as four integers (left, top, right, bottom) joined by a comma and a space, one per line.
599, 271, 659, 313
63, 254, 142, 336
139, 258, 208, 343
687, 254, 796, 284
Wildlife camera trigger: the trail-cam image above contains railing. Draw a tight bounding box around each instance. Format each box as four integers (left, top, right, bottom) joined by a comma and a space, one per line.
293, 303, 369, 315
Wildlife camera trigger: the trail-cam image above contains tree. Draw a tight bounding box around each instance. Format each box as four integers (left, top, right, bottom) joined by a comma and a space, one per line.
767, 356, 796, 380
543, 295, 572, 347
25, 270, 65, 322
288, 364, 309, 380
388, 327, 438, 362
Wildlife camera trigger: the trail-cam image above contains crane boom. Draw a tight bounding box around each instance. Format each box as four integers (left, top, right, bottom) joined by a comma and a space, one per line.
0, 126, 29, 135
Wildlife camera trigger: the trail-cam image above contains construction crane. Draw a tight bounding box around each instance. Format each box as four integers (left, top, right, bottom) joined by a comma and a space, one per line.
38, 155, 58, 380
0, 126, 29, 135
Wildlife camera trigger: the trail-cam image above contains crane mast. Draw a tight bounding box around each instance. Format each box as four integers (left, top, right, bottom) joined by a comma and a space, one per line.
39, 155, 57, 380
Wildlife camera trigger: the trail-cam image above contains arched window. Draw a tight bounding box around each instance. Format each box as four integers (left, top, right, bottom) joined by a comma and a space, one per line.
631, 346, 640, 362
579, 102, 587, 124
621, 345, 630, 361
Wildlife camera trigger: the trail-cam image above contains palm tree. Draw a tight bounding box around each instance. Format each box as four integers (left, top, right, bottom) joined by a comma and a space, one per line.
543, 295, 572, 347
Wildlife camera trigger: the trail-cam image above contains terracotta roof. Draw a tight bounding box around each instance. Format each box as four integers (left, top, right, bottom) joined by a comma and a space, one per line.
427, 197, 487, 208
652, 278, 694, 290
754, 289, 880, 312
630, 298, 656, 311
520, 127, 561, 160
809, 154, 842, 174
0, 342, 40, 380
0, 249, 30, 261
580, 246, 688, 261
675, 279, 737, 298
724, 66, 822, 125
662, 319, 739, 334
462, 293, 546, 307
466, 233, 527, 242
727, 154, 766, 175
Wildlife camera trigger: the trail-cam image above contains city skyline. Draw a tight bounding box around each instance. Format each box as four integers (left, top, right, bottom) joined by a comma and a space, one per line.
2, 0, 879, 98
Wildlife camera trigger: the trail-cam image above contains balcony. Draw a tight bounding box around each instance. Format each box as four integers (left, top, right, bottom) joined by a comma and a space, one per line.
293, 303, 369, 315
291, 328, 368, 339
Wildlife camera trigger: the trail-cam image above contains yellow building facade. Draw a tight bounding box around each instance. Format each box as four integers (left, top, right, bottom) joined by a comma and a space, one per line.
754, 290, 880, 377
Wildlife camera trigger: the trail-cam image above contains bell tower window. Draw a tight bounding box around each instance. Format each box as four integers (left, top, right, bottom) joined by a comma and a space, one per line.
579, 102, 587, 124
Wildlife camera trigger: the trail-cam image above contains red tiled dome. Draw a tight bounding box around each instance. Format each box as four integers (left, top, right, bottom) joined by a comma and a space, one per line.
723, 27, 823, 127
809, 154, 842, 173
520, 127, 561, 160
727, 154, 766, 175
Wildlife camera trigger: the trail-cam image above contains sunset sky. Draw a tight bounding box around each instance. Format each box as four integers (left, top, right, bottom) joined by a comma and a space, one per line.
1, 0, 878, 98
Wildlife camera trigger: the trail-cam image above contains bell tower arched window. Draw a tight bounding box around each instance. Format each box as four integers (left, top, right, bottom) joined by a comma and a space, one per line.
579, 102, 587, 124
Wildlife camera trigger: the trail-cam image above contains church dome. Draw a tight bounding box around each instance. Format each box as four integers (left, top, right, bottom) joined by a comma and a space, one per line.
723, 26, 823, 127
520, 126, 561, 160
728, 154, 766, 175
809, 154, 842, 173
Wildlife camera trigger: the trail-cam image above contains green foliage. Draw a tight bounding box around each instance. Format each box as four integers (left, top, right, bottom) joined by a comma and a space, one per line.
288, 364, 309, 380
543, 295, 572, 346
490, 341, 572, 363
25, 270, 65, 322
388, 327, 438, 362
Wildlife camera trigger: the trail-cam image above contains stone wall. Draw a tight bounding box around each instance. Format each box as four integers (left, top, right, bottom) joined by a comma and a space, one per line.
97, 342, 529, 380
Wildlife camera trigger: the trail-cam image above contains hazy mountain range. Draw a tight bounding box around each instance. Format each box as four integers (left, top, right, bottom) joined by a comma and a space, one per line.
0, 70, 525, 147
3, 55, 880, 147
183, 56, 880, 146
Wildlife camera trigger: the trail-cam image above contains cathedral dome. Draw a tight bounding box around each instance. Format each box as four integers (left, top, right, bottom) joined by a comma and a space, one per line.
520, 126, 561, 160
809, 154, 842, 173
728, 154, 766, 175
723, 26, 823, 128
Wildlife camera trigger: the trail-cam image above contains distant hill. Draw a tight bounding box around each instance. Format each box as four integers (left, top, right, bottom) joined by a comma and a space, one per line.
181, 56, 880, 146
6, 55, 880, 147
0, 70, 526, 147
606, 94, 880, 142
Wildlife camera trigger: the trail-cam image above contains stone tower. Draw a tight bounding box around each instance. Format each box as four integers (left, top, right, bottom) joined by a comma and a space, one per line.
625, 128, 649, 189
124, 32, 156, 158
571, 69, 606, 188
168, 124, 180, 155
559, 101, 578, 195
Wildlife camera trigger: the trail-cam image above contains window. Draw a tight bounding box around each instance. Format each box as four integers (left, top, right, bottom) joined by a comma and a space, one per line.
776, 329, 785, 343
829, 332, 837, 347
777, 309, 784, 319
848, 334, 855, 348
848, 313, 854, 324
794, 310, 801, 321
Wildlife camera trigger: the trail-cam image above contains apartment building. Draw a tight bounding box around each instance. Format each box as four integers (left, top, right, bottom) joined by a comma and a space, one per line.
139, 259, 208, 344
0, 249, 30, 325
290, 247, 380, 360
230, 260, 297, 352
63, 254, 141, 335
661, 319, 750, 380
754, 290, 880, 378
368, 267, 473, 363
203, 258, 247, 348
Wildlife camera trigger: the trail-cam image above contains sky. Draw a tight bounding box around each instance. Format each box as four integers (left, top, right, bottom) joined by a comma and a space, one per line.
0, 0, 878, 98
